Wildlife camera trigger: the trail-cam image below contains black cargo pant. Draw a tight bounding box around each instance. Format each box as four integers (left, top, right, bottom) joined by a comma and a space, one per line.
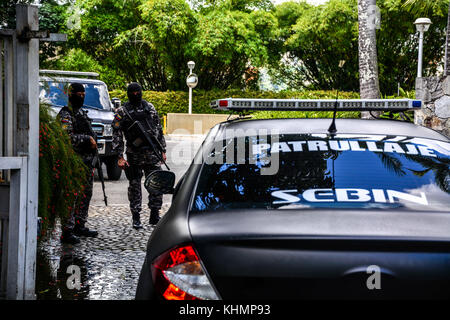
64, 161, 94, 231
126, 151, 163, 216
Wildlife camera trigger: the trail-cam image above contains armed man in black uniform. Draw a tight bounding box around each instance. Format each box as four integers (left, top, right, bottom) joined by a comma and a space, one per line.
57, 83, 99, 244
112, 82, 167, 229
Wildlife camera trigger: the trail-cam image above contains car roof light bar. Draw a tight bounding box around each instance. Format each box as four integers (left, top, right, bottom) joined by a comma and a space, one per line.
211, 98, 422, 112
39, 69, 99, 78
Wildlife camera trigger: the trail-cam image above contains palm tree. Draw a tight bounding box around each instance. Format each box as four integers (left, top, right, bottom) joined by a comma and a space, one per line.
358, 0, 381, 119
404, 0, 450, 74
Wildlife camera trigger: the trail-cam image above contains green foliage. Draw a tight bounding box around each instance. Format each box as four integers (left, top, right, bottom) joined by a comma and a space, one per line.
57, 48, 100, 72
109, 89, 361, 117
0, 0, 32, 28
401, 0, 449, 16
267, 0, 357, 91
38, 0, 70, 67
36, 0, 449, 94
136, 0, 195, 90
39, 0, 280, 91
191, 0, 274, 12
39, 104, 88, 237
269, 0, 448, 94
109, 89, 418, 121
376, 0, 447, 93
250, 90, 360, 119
63, 0, 142, 90
189, 9, 274, 89
55, 49, 125, 89
252, 90, 416, 120
277, 0, 448, 94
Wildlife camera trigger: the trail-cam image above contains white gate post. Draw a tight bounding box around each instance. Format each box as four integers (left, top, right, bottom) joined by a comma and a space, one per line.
14, 4, 39, 300
5, 158, 28, 300
4, 37, 14, 159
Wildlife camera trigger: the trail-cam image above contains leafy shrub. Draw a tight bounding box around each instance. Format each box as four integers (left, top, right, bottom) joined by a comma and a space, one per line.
108, 89, 415, 120
108, 89, 361, 117
39, 104, 88, 237
56, 49, 126, 90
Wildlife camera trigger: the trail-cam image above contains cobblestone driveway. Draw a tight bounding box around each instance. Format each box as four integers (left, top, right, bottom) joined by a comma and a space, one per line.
36, 135, 203, 300
36, 203, 169, 300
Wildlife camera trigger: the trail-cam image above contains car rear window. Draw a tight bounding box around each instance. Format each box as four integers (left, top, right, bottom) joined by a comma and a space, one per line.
39, 80, 111, 110
191, 134, 450, 212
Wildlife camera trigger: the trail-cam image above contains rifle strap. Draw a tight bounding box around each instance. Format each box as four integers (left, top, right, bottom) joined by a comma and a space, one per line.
122, 103, 135, 125
122, 101, 151, 123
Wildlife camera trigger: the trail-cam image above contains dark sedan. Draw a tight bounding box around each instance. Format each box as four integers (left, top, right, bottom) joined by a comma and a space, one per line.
136, 116, 450, 300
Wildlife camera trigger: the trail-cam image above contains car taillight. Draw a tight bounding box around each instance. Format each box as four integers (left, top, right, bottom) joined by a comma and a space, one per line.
151, 243, 220, 300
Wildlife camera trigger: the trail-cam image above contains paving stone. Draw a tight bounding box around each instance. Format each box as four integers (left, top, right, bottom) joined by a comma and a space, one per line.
37, 204, 168, 300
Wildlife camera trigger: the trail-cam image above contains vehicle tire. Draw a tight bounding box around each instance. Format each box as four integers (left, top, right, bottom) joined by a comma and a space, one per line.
105, 156, 122, 180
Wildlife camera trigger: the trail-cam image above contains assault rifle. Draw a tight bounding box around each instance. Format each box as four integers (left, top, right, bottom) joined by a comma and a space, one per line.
82, 110, 108, 206
127, 120, 170, 171
91, 148, 108, 206
122, 105, 170, 171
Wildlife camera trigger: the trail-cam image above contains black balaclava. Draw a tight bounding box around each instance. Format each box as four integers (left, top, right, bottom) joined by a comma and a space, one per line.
68, 83, 85, 110
127, 82, 142, 107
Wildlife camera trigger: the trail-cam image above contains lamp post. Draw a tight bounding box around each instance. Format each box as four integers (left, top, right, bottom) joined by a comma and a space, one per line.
414, 18, 432, 78
186, 61, 198, 114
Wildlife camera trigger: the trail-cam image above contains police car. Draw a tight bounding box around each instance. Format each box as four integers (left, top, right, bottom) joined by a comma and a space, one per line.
39, 70, 122, 180
136, 98, 450, 300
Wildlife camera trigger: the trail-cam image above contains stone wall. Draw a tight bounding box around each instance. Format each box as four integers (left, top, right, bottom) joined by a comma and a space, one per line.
415, 77, 450, 138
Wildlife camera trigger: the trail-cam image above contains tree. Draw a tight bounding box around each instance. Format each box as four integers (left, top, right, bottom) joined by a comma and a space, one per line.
38, 0, 71, 68
69, 0, 144, 89
403, 0, 450, 74
269, 1, 359, 91
137, 0, 196, 90
358, 0, 380, 120
190, 0, 274, 12
269, 0, 447, 94
376, 0, 447, 92
188, 8, 277, 89
60, 0, 277, 90
0, 0, 32, 28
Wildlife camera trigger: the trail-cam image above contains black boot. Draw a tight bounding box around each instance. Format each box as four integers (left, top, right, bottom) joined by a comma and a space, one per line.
74, 225, 98, 237
132, 213, 143, 229
61, 230, 80, 245
149, 209, 160, 225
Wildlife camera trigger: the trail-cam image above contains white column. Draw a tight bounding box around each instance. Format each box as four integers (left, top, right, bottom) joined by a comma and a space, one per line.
14, 4, 39, 300
6, 158, 27, 300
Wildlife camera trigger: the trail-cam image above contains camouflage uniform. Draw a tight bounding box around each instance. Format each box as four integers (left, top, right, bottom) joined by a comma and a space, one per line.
57, 106, 96, 231
112, 100, 166, 217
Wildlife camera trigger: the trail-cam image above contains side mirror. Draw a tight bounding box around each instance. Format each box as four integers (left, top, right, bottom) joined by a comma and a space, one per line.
144, 170, 175, 194
111, 98, 121, 111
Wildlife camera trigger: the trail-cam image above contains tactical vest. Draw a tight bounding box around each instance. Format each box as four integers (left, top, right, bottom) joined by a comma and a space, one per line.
74, 109, 96, 137
64, 107, 97, 154
122, 101, 156, 150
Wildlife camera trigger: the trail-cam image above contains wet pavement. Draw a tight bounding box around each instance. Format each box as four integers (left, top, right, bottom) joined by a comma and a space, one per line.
36, 203, 170, 300
36, 134, 205, 300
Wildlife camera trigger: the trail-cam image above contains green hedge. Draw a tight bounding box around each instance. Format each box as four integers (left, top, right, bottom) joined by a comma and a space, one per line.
109, 89, 416, 120
109, 89, 361, 117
